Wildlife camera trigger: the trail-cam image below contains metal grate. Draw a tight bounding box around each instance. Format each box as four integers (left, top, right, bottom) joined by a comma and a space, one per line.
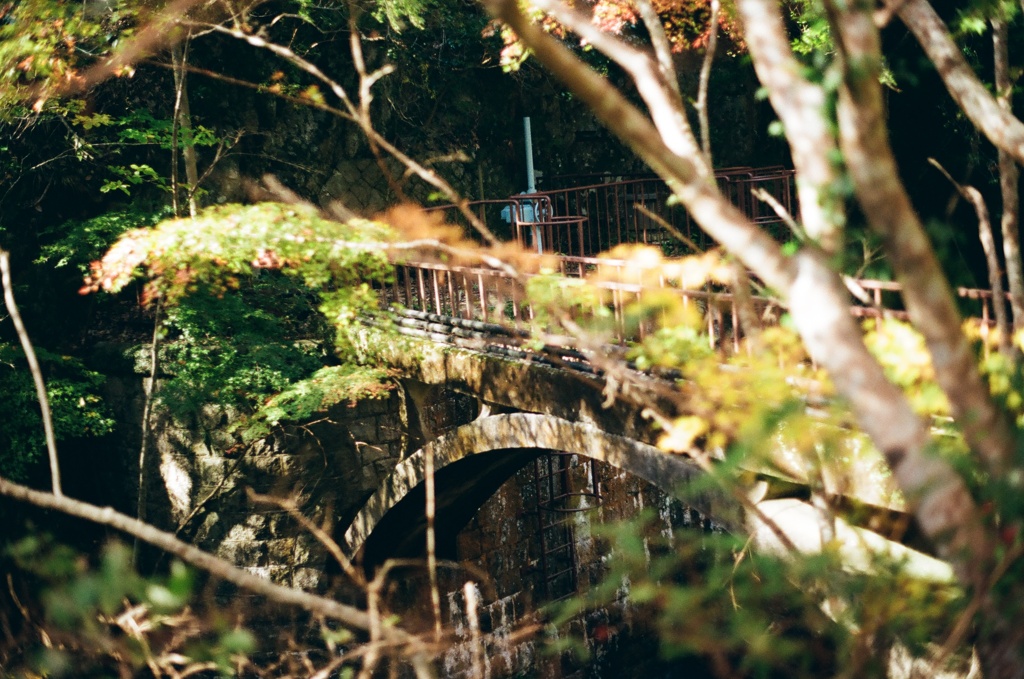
532, 452, 601, 602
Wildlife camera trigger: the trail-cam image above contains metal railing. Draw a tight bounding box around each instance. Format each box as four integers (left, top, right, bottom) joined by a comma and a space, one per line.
383, 256, 1007, 357
425, 165, 797, 258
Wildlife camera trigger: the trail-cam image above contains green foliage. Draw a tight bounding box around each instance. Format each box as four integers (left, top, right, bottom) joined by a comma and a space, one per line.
552, 511, 965, 677
36, 203, 173, 273
0, 344, 115, 482
0, 0, 117, 112
789, 0, 833, 64
244, 364, 397, 441
85, 202, 395, 297
156, 282, 329, 427
83, 202, 398, 446
373, 0, 433, 30
864, 318, 950, 416
4, 535, 257, 677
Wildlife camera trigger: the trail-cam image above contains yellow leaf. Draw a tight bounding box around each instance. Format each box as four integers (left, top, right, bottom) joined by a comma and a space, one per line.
658, 416, 708, 453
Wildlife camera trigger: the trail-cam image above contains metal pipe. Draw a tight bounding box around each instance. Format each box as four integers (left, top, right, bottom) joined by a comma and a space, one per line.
524, 117, 543, 254
524, 117, 536, 193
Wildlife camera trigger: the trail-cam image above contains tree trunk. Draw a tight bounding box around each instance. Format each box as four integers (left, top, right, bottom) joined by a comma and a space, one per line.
172, 40, 199, 217
993, 16, 1024, 334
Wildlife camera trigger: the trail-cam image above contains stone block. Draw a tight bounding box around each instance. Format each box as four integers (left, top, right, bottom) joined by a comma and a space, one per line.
360, 443, 390, 464
346, 418, 378, 443
292, 567, 323, 592
267, 537, 297, 563
294, 533, 322, 565
377, 413, 403, 442
246, 564, 290, 585
350, 396, 392, 418
371, 458, 398, 480
217, 531, 268, 567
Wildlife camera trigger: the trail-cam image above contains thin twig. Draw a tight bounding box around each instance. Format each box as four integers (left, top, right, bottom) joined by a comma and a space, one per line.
696, 0, 721, 163
633, 204, 705, 254
635, 0, 684, 105
425, 445, 443, 641
750, 187, 803, 239
933, 539, 1024, 667
929, 157, 1012, 355
0, 251, 61, 497
134, 299, 161, 565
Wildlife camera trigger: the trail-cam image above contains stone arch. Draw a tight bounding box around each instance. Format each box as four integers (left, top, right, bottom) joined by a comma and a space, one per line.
343, 413, 733, 569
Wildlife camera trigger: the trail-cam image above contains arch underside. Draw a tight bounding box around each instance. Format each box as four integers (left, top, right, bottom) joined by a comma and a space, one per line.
344, 413, 731, 569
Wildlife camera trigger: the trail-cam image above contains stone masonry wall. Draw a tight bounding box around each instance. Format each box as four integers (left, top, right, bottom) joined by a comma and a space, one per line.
432, 457, 725, 679
99, 366, 409, 590
95, 350, 485, 593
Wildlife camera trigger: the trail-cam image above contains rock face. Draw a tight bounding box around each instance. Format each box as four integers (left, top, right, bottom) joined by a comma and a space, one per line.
141, 386, 409, 589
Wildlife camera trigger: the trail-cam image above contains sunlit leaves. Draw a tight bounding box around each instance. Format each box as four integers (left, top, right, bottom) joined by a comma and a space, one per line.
657, 414, 707, 452
0, 0, 141, 112
489, 0, 745, 72
561, 512, 964, 678
864, 318, 950, 416
82, 202, 395, 299
244, 364, 397, 442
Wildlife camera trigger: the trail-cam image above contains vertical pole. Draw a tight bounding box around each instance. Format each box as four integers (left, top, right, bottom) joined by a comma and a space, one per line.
524, 117, 536, 193
524, 117, 543, 254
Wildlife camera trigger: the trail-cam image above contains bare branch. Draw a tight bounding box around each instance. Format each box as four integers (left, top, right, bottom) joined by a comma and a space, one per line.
893, 0, 1024, 166
634, 0, 684, 109
529, 0, 708, 173
134, 300, 162, 564
695, 0, 720, 163
0, 476, 396, 634
463, 582, 485, 679
992, 15, 1024, 332
734, 0, 842, 253
171, 35, 199, 218
827, 0, 1016, 482
0, 251, 62, 497
929, 158, 1012, 355
424, 446, 442, 641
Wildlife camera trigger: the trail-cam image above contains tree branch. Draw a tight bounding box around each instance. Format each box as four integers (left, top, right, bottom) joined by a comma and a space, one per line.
0, 251, 62, 497
0, 475, 427, 650
992, 14, 1024, 333
634, 0, 685, 113
894, 0, 1024, 166
486, 0, 994, 586
929, 158, 1012, 355
695, 0, 720, 164
529, 0, 708, 174
734, 0, 842, 253
827, 0, 1016, 482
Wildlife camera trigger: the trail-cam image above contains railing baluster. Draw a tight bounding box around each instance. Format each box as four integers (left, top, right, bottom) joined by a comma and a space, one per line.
432, 270, 442, 314
416, 268, 427, 312
446, 270, 457, 317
